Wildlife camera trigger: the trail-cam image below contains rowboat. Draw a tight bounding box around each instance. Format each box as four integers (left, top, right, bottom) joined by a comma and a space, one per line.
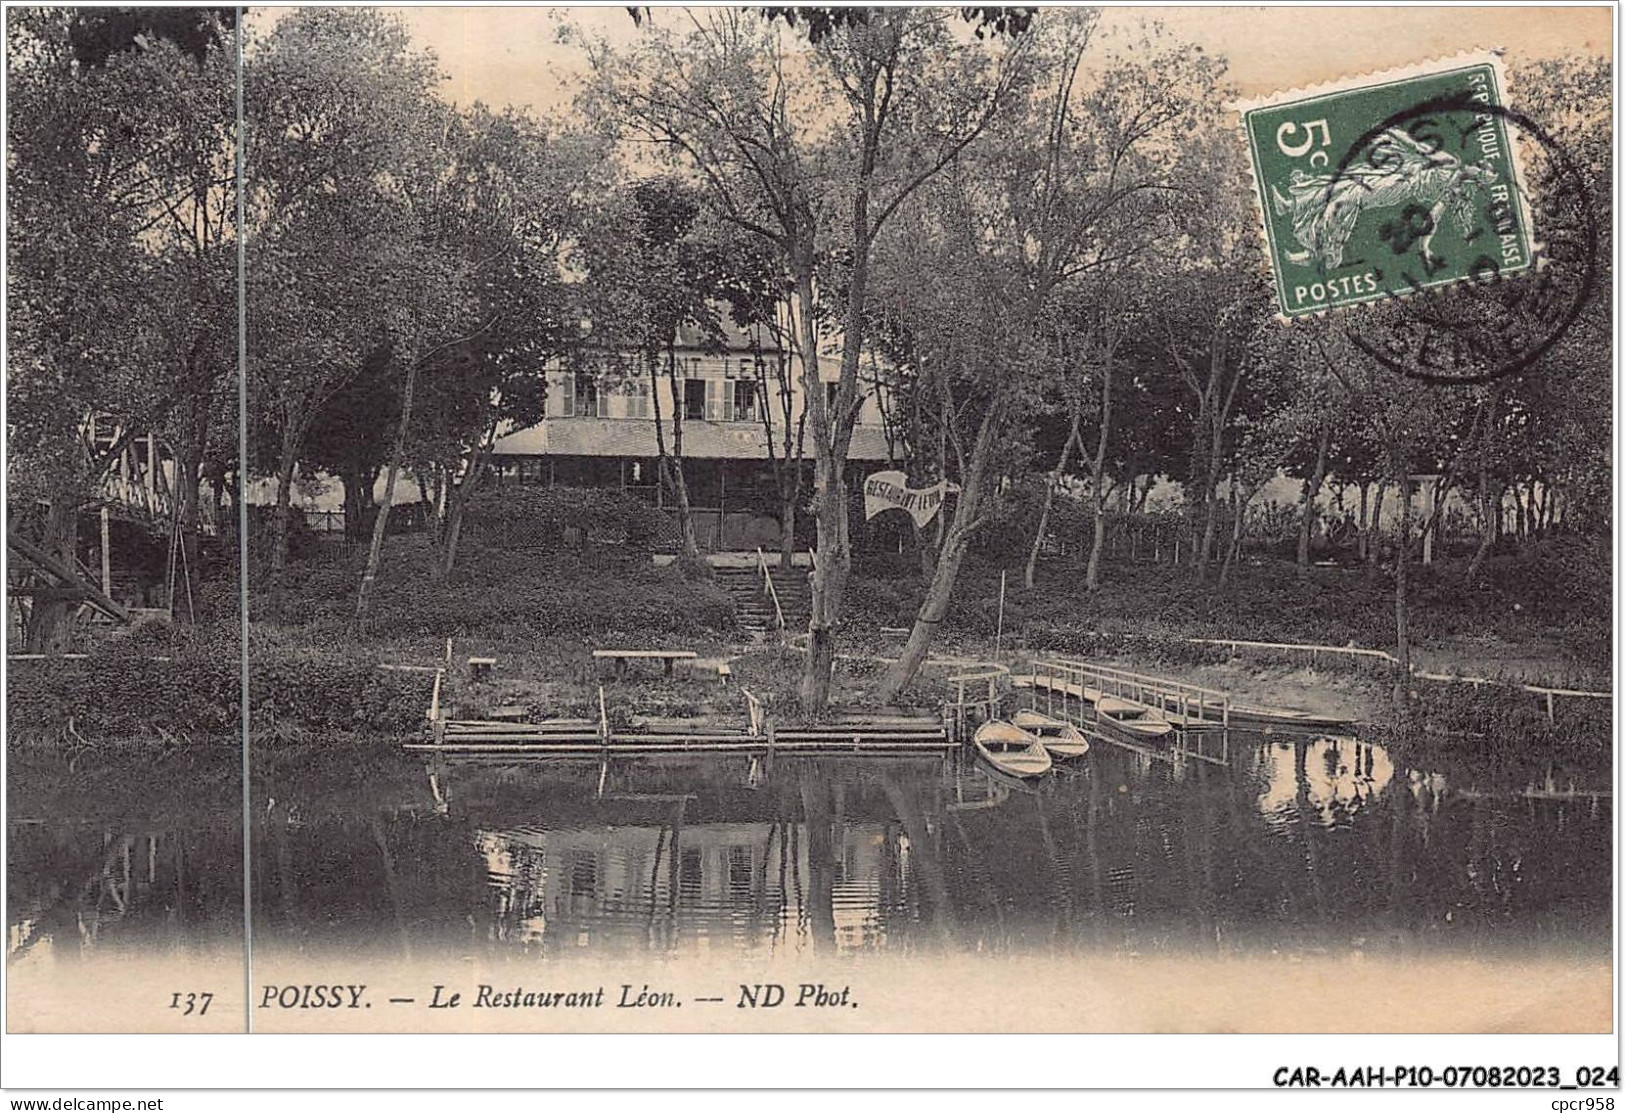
972, 720, 1053, 778
1093, 701, 1175, 741
1223, 704, 1352, 731
1012, 710, 1090, 760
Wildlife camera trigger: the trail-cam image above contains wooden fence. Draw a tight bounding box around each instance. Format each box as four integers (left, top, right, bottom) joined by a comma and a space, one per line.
1189, 637, 1610, 722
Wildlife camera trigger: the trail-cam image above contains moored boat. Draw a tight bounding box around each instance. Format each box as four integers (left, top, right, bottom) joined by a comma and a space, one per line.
1094, 702, 1175, 741
1222, 704, 1353, 730
1012, 710, 1090, 760
972, 720, 1053, 778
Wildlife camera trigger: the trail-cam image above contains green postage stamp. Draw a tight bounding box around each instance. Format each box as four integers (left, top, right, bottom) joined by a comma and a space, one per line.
1241, 54, 1535, 319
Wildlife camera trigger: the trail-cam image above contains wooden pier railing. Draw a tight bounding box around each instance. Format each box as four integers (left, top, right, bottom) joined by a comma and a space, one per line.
941, 663, 1009, 742
1188, 637, 1610, 721
1030, 658, 1231, 730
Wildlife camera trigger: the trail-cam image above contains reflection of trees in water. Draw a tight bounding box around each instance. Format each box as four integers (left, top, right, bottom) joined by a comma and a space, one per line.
445, 748, 1611, 959
9, 754, 244, 960
21, 741, 1602, 963
937, 739, 1609, 959
438, 758, 955, 958
9, 824, 242, 961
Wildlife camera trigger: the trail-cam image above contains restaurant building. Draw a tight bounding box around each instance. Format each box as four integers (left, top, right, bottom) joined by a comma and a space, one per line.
489, 313, 894, 552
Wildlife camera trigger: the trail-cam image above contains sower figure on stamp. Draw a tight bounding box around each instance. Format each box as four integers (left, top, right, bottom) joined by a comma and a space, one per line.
1269, 126, 1499, 271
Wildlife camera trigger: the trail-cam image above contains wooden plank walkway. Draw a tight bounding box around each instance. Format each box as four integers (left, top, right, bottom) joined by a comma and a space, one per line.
1021, 659, 1230, 731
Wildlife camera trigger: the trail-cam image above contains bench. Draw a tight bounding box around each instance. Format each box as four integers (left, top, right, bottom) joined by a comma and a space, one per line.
715, 663, 732, 685
592, 649, 699, 678
467, 656, 497, 682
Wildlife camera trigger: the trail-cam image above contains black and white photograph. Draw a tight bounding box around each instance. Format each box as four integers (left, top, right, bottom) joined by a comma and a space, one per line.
3, 0, 1616, 1081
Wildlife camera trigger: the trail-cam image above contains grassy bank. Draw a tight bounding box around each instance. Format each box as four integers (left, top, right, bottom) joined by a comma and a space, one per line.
9, 534, 1607, 756
848, 537, 1610, 687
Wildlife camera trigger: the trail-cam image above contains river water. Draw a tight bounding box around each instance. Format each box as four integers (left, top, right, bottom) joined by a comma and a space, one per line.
9, 727, 1610, 968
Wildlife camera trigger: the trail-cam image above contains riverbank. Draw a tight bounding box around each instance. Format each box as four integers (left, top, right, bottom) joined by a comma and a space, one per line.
9, 536, 1607, 761
848, 537, 1610, 688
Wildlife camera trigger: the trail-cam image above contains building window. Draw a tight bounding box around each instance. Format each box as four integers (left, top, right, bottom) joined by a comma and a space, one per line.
825, 381, 840, 414
684, 378, 707, 421
732, 380, 759, 423
618, 380, 650, 419
574, 373, 600, 418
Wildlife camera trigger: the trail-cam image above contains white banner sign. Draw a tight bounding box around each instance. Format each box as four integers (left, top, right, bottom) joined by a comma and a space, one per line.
862, 470, 956, 528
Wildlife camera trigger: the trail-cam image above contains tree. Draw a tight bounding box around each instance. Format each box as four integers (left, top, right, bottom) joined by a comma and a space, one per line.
300, 346, 401, 543
1155, 127, 1274, 580
581, 178, 742, 572
878, 14, 1226, 697
245, 7, 445, 616
425, 107, 598, 577
8, 8, 235, 647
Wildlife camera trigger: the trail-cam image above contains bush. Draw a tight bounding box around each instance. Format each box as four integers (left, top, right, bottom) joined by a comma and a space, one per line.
7, 634, 435, 743
1375, 677, 1610, 784
465, 485, 663, 553
261, 533, 737, 646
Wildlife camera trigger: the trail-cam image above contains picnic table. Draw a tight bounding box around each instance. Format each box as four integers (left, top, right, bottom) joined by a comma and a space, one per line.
593, 649, 699, 678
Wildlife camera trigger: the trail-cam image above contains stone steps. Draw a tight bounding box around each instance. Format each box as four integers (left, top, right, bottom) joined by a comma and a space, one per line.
715, 566, 807, 634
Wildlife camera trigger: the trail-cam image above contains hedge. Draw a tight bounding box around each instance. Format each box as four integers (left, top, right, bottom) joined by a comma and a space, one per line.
7, 641, 434, 743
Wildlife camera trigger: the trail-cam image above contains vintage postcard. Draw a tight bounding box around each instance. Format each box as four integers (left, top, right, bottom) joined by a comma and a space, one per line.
4, 2, 1615, 1085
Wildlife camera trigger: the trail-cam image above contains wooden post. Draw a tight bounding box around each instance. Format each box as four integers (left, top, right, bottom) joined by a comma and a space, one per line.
994, 570, 1006, 662
1545, 691, 1555, 723
99, 508, 112, 598
429, 668, 446, 745
598, 684, 610, 748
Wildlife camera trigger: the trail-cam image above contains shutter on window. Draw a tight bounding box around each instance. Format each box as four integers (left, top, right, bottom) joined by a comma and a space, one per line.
707, 379, 720, 422
722, 379, 734, 422
561, 372, 575, 417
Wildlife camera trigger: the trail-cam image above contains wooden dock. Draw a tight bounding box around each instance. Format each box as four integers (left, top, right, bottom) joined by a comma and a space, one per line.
410, 680, 952, 755
1017, 658, 1230, 730
1015, 658, 1232, 767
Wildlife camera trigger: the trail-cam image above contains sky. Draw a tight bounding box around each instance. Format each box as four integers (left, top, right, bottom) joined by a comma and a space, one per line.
387, 5, 1613, 113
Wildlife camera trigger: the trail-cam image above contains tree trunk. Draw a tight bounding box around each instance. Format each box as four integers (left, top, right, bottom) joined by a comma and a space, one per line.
663, 456, 702, 565
1025, 411, 1080, 590
1296, 419, 1332, 580
439, 441, 492, 578
340, 465, 378, 544
1367, 481, 1386, 565
1465, 474, 1498, 586
267, 442, 298, 618
1392, 467, 1413, 717
1085, 357, 1115, 591
659, 346, 702, 567
794, 262, 850, 715
1219, 478, 1249, 587
23, 498, 81, 654
1194, 398, 1224, 578
1185, 400, 1208, 570
356, 351, 421, 631
778, 473, 797, 573
881, 390, 1006, 700
1356, 482, 1370, 561
168, 446, 204, 625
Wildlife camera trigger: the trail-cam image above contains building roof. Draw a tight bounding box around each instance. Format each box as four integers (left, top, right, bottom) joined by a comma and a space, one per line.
493, 417, 892, 462
674, 311, 784, 353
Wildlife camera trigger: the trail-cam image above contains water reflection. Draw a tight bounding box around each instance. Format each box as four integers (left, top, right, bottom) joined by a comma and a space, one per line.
7, 733, 1612, 965
9, 820, 243, 962
1254, 738, 1394, 829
